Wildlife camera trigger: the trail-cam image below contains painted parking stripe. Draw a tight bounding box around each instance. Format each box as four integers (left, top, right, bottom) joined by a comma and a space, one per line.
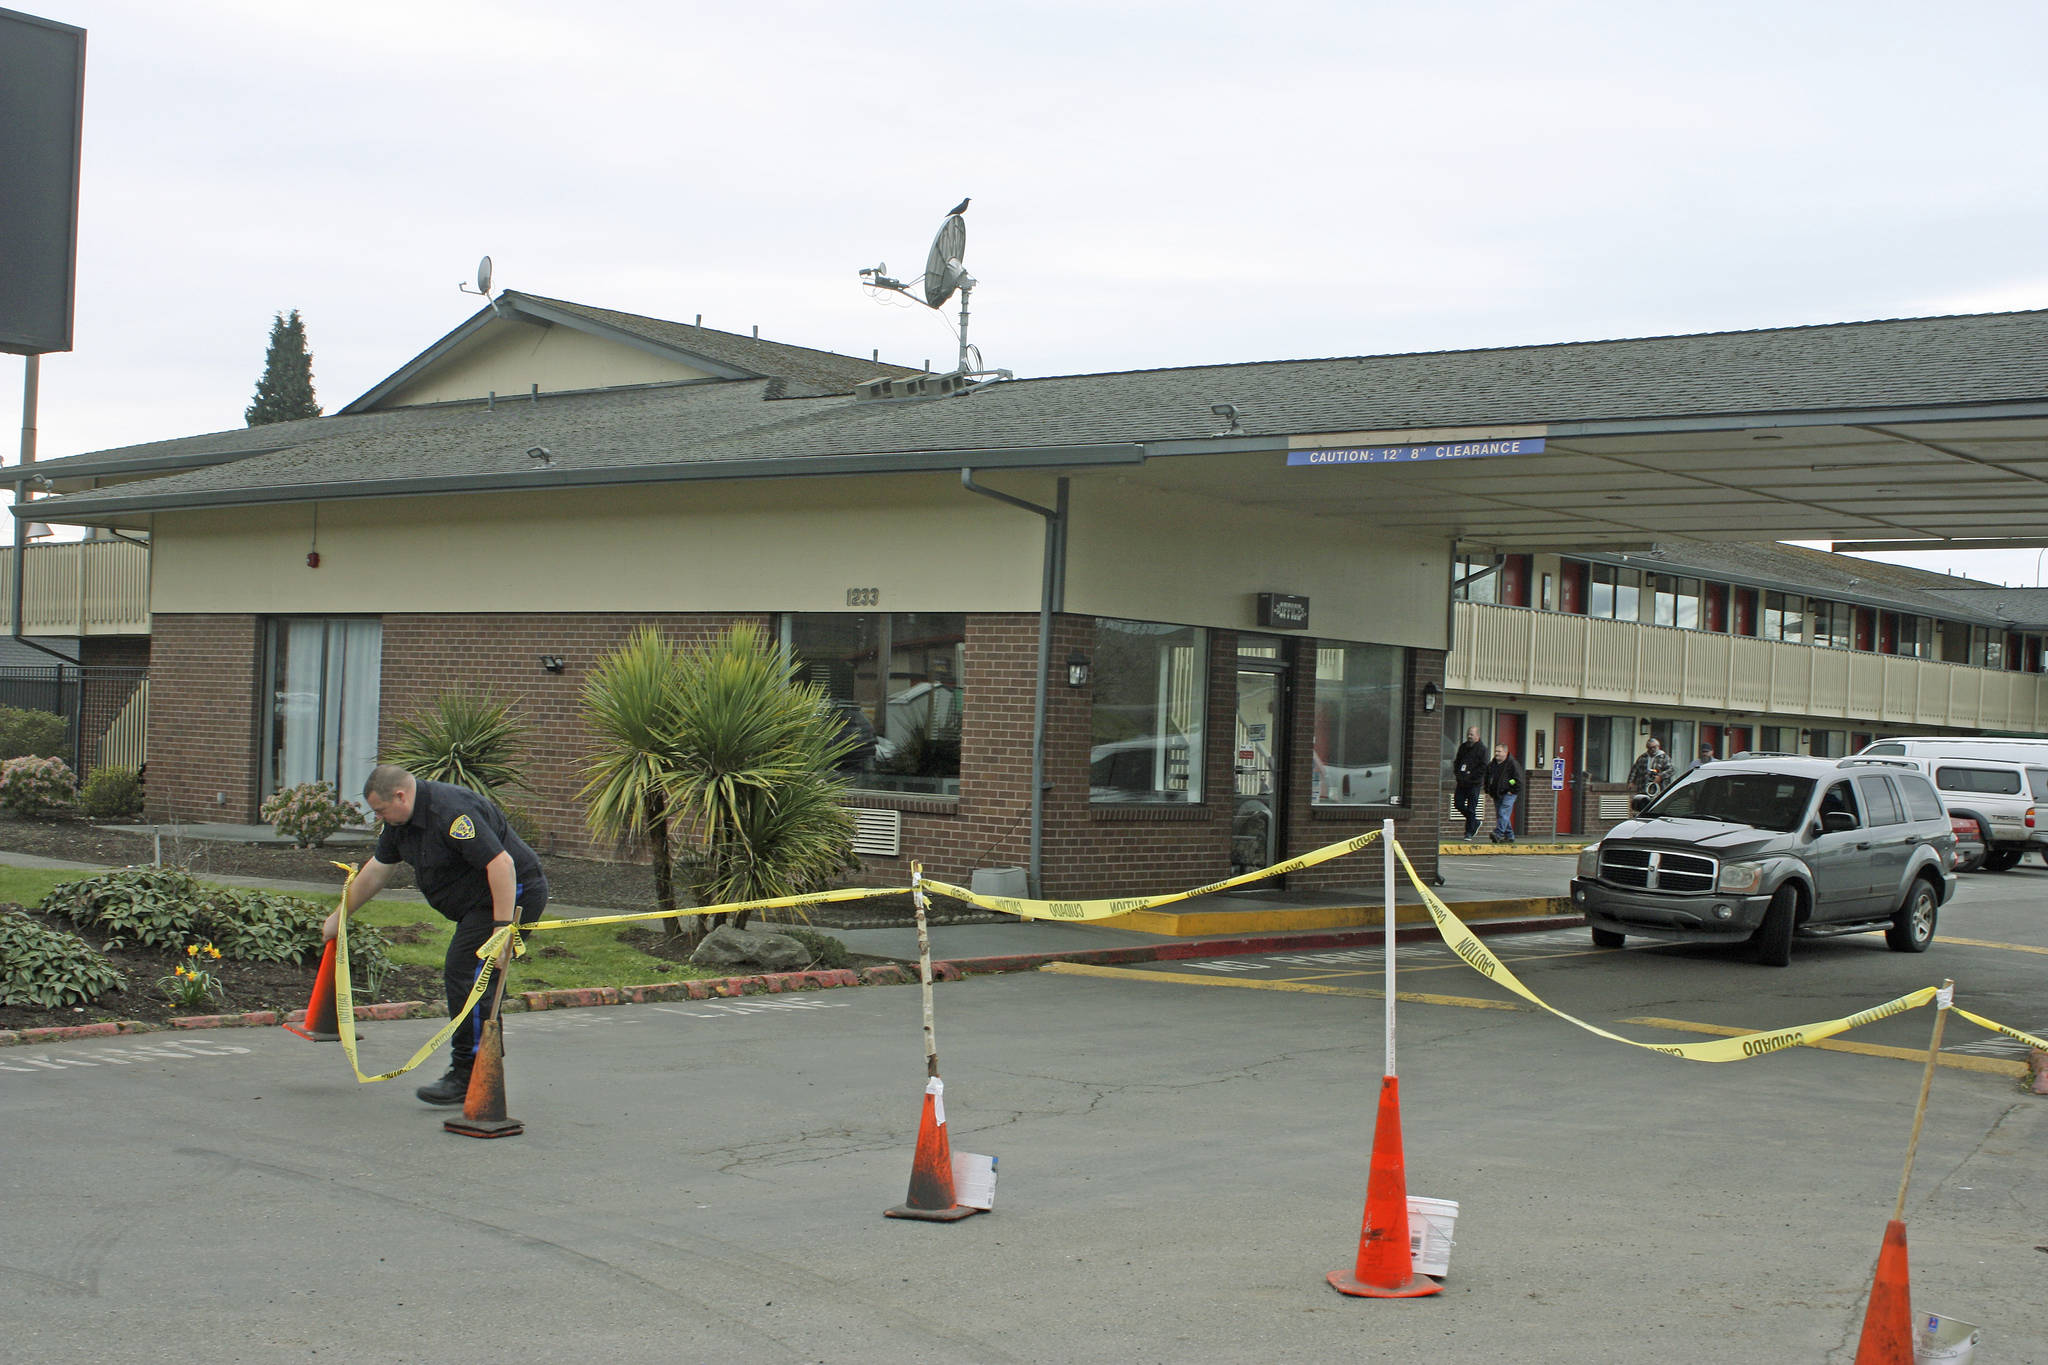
1038, 961, 1523, 1010
0, 1038, 252, 1078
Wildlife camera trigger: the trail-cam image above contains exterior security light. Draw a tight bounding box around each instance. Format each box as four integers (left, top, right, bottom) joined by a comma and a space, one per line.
1421, 681, 1440, 713
1066, 650, 1091, 688
527, 446, 554, 467
1208, 403, 1242, 436
540, 655, 566, 673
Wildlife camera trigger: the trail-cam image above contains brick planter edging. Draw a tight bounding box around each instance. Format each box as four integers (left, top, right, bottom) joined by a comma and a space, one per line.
0, 914, 1581, 1048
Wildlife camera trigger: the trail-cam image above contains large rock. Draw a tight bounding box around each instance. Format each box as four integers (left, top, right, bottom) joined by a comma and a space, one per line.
689, 924, 810, 973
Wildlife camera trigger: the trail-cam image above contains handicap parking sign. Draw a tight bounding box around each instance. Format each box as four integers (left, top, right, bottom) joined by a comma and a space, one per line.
1551, 756, 1565, 791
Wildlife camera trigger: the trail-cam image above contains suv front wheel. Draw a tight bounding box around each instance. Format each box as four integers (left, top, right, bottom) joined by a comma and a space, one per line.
1752, 884, 1798, 967
1886, 879, 1939, 953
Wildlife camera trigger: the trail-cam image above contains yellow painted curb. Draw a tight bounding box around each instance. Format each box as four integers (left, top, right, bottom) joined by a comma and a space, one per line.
1096, 896, 1572, 937
1439, 842, 1589, 856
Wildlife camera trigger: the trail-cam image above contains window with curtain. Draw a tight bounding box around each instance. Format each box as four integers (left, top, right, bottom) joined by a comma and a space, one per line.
1090, 619, 1205, 804
1452, 555, 1499, 603
1810, 600, 1850, 650
1587, 565, 1641, 621
264, 618, 383, 803
1650, 575, 1701, 629
1583, 714, 1639, 782
782, 613, 965, 796
1762, 592, 1806, 643
1312, 643, 1408, 806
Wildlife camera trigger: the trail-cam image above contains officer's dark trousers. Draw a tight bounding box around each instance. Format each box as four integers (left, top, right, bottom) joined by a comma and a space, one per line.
1453, 783, 1482, 837
444, 881, 548, 1070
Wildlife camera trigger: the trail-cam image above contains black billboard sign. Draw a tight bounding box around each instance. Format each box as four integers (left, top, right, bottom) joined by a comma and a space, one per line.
0, 8, 86, 356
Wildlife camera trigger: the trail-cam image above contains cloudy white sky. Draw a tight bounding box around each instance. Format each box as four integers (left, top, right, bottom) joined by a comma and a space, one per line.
6, 1, 2048, 581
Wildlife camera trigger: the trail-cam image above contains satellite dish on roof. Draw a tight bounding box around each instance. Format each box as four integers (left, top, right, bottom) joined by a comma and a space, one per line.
857, 199, 1008, 387
459, 255, 494, 297
923, 214, 967, 308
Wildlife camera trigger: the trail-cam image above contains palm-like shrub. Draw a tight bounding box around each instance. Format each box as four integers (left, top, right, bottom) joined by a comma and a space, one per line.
383, 690, 529, 797
580, 627, 687, 931
663, 624, 857, 932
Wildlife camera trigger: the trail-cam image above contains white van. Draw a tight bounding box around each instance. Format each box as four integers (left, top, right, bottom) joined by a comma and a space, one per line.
1859, 736, 2048, 766
1849, 753, 2047, 871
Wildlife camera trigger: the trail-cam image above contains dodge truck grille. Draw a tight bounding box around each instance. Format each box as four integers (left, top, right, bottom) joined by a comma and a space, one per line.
1600, 847, 1717, 894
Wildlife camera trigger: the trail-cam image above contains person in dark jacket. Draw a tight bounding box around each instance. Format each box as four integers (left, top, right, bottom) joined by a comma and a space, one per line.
1485, 743, 1523, 843
1452, 725, 1489, 839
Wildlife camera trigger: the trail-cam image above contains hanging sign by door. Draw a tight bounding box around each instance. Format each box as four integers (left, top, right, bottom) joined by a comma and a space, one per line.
1256, 593, 1310, 629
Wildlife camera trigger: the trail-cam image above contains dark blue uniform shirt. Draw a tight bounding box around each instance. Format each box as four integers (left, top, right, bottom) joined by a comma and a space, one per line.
373, 779, 544, 922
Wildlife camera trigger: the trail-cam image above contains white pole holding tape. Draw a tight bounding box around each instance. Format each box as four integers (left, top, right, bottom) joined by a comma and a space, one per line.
1383, 817, 1396, 1077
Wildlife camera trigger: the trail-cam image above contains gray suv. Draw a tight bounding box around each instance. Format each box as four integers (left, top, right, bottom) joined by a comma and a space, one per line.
1570, 755, 1956, 966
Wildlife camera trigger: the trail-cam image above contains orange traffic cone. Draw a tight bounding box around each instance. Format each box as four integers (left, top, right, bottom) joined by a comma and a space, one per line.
884, 1077, 980, 1221
1328, 1075, 1442, 1298
283, 939, 341, 1041
1851, 1219, 1913, 1364
444, 1017, 523, 1139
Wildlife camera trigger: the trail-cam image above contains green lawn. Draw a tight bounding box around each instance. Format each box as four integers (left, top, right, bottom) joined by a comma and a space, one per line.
1, 866, 716, 994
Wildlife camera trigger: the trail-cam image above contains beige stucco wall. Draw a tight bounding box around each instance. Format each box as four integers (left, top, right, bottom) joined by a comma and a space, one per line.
380, 322, 713, 407
150, 476, 1047, 615
1062, 474, 1450, 649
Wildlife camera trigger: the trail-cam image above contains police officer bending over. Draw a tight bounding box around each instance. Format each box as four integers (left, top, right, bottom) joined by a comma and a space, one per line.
324, 765, 547, 1105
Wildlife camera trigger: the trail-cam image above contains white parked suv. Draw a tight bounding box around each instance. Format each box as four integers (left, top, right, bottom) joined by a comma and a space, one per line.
1878, 755, 2047, 872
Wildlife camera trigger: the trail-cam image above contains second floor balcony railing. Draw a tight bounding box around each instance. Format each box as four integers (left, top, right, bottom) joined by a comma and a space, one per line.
1446, 600, 2048, 733
0, 540, 151, 636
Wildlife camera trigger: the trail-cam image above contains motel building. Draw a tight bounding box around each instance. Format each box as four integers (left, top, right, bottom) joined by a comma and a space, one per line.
21, 295, 2048, 897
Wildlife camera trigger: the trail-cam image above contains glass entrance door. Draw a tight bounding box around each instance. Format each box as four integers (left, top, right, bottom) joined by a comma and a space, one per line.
1232, 665, 1286, 876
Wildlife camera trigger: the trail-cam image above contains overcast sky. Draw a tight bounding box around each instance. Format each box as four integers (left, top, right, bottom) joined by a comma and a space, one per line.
6, 1, 2048, 582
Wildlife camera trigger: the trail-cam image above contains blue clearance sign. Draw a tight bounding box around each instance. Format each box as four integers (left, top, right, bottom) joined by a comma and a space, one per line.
1287, 437, 1545, 466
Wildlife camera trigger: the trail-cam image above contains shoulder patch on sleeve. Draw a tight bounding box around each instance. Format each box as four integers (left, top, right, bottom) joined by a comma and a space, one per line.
449, 814, 476, 840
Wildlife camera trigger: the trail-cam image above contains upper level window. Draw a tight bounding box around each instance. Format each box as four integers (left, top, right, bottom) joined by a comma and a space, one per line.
1810, 600, 1850, 650
783, 613, 964, 797
1588, 565, 1641, 621
1762, 592, 1806, 643
1091, 619, 1205, 804
1452, 555, 1499, 604
1650, 575, 1701, 629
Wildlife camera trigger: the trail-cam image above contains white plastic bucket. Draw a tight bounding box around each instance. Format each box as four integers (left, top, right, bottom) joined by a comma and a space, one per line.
1406, 1196, 1459, 1278
1914, 1313, 1980, 1363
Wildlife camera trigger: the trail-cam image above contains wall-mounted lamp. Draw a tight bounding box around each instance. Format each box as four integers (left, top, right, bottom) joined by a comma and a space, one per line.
540, 655, 566, 674
1639, 718, 1651, 735
1065, 649, 1091, 688
1421, 681, 1440, 713
1799, 728, 1811, 745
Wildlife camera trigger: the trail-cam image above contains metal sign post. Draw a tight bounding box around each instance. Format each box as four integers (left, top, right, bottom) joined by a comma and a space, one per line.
1383, 817, 1396, 1076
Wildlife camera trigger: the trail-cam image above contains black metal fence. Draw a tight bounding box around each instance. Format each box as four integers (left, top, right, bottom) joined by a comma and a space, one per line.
0, 664, 148, 776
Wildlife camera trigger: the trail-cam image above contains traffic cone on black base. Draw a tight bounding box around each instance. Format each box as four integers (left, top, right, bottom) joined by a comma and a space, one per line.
885, 1077, 979, 1221
283, 939, 341, 1041
1328, 1075, 1441, 1298
443, 1018, 523, 1139
1851, 1219, 1913, 1364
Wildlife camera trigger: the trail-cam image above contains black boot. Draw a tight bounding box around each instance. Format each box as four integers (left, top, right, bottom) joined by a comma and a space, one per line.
416, 1063, 473, 1106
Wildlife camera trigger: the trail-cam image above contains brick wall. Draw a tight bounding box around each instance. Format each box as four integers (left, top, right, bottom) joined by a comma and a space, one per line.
146, 615, 262, 821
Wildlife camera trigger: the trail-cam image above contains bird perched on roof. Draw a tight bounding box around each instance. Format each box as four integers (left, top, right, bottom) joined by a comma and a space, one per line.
947, 197, 971, 218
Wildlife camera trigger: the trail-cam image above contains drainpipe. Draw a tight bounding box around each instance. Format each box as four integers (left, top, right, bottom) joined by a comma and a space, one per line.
960, 469, 1068, 898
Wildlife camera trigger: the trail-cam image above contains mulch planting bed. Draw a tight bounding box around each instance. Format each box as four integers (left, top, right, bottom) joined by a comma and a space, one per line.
0, 814, 1006, 928
0, 902, 442, 1035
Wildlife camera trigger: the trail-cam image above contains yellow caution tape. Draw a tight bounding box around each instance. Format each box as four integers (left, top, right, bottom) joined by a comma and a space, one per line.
1386, 840, 1941, 1061
1952, 1007, 2048, 1054
923, 829, 1384, 921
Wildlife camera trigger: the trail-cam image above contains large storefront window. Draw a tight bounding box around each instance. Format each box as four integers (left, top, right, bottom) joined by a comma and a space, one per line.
783, 613, 964, 796
1313, 644, 1407, 805
1090, 619, 1204, 804
263, 618, 382, 802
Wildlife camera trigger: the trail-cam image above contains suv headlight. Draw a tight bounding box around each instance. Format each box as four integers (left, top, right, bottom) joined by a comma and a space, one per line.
1717, 861, 1765, 894
1576, 844, 1601, 877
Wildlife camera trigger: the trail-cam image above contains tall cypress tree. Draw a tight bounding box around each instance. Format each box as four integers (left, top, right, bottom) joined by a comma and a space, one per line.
245, 309, 323, 426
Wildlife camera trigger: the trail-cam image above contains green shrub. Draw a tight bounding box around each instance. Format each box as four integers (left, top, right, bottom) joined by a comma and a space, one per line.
383, 690, 529, 796
0, 705, 69, 762
0, 755, 76, 816
259, 780, 362, 848
79, 765, 144, 819
42, 866, 202, 949
771, 923, 852, 970
0, 907, 125, 1007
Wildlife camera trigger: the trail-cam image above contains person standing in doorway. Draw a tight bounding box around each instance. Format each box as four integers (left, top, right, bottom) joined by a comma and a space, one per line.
1452, 725, 1489, 840
1486, 743, 1523, 843
322, 765, 548, 1105
1628, 737, 1674, 801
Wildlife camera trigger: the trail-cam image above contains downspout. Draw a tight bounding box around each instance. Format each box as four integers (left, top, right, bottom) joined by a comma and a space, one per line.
960, 469, 1069, 898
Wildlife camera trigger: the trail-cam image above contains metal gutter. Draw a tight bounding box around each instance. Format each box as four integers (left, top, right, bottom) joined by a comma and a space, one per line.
21, 442, 1150, 526
958, 469, 1072, 899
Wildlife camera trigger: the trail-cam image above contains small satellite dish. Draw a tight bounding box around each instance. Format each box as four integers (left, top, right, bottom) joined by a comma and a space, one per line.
923, 214, 967, 308
460, 255, 494, 297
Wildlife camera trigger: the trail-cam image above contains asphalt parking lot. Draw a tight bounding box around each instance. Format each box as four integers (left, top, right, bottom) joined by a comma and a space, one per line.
3, 865, 2043, 1364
